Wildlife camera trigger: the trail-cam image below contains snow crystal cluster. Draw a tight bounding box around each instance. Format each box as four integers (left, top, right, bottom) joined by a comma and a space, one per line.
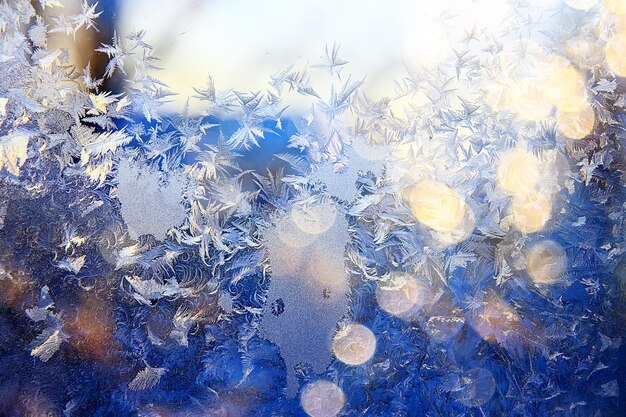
0, 1, 624, 416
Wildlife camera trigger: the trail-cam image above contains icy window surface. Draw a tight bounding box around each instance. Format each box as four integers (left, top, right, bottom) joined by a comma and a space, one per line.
261, 201, 349, 396
0, 1, 624, 416
116, 158, 187, 240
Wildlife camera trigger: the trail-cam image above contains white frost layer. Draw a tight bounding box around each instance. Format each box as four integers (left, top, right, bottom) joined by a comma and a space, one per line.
261, 201, 349, 396
116, 158, 187, 241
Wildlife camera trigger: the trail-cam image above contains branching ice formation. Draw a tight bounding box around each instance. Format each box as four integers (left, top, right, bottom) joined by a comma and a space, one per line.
0, 1, 624, 416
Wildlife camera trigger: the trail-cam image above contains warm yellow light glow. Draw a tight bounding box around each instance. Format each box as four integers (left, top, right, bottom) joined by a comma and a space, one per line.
508, 80, 554, 121
526, 240, 567, 285
485, 40, 567, 121
484, 79, 513, 113
497, 149, 541, 195
542, 56, 587, 113
376, 274, 430, 316
300, 380, 345, 417
615, 15, 626, 33
470, 294, 521, 345
567, 40, 605, 69
606, 0, 626, 14
437, 213, 476, 246
0, 268, 31, 309
565, 0, 600, 9
67, 295, 116, 361
332, 323, 376, 366
409, 180, 467, 233
408, 180, 475, 244
511, 192, 552, 234
556, 104, 595, 139
605, 32, 626, 76
291, 202, 337, 235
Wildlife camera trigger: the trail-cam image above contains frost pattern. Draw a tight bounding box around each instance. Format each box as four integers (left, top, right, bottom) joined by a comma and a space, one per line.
0, 1, 623, 416
0, 130, 31, 176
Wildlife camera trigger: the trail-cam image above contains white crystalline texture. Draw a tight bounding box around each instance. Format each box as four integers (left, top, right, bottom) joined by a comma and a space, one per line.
25, 285, 54, 322
128, 366, 167, 391
599, 380, 619, 397
30, 328, 65, 362
217, 291, 233, 314
125, 275, 191, 306
0, 203, 6, 231
331, 323, 376, 366
450, 368, 496, 407
312, 139, 389, 202
0, 129, 31, 176
261, 201, 349, 396
57, 255, 87, 274
117, 158, 187, 241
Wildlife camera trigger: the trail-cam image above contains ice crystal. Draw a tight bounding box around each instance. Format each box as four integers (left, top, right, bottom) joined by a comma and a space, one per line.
0, 129, 31, 176
0, 1, 624, 416
128, 365, 167, 391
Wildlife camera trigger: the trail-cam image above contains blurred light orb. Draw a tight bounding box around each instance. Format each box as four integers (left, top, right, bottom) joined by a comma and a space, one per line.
376, 273, 430, 316
486, 39, 554, 120
526, 240, 567, 284
67, 295, 115, 361
497, 149, 541, 195
451, 368, 496, 407
276, 216, 317, 248
511, 192, 552, 234
471, 294, 521, 344
564, 0, 600, 10
409, 180, 468, 234
542, 56, 587, 112
567, 40, 605, 69
434, 209, 476, 246
332, 323, 376, 365
556, 104, 595, 139
605, 32, 626, 76
605, 0, 626, 14
300, 380, 345, 417
291, 202, 337, 235
509, 80, 553, 121
511, 89, 553, 121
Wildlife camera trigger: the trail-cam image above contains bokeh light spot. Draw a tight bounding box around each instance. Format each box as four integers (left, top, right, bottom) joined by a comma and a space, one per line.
300, 380, 345, 417
332, 323, 376, 366
526, 240, 567, 285
556, 104, 595, 139
376, 273, 430, 316
497, 149, 542, 195
511, 192, 552, 234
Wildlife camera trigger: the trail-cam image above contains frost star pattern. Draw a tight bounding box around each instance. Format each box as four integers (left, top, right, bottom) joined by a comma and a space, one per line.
0, 1, 624, 417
